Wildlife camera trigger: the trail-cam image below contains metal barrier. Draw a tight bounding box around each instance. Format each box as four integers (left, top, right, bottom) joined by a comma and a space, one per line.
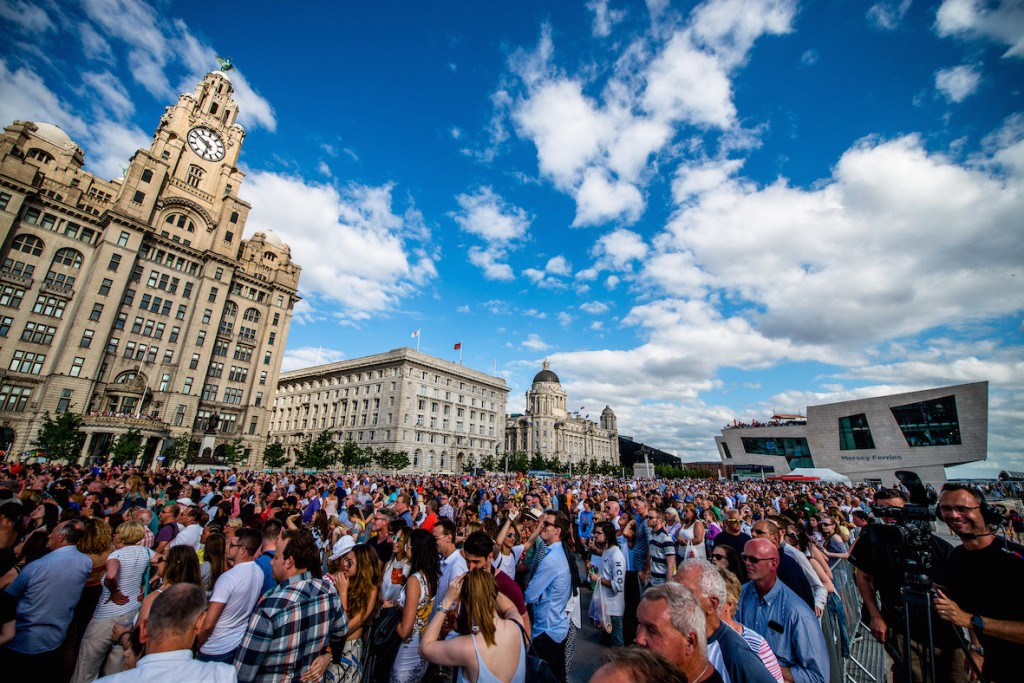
824, 559, 887, 683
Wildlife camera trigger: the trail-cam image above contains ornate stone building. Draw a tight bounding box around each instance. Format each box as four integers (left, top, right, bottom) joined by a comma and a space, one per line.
505, 361, 619, 468
0, 71, 300, 467
269, 348, 509, 473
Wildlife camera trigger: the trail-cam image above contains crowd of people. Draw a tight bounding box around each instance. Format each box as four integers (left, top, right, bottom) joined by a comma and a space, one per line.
0, 461, 1020, 683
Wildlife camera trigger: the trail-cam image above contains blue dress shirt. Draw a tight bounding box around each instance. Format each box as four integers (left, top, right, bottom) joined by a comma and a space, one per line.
524, 540, 570, 643
6, 544, 93, 654
736, 578, 828, 683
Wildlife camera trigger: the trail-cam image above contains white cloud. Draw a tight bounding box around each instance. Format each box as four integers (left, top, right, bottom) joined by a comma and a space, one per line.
590, 321, 605, 331
800, 49, 818, 66
522, 333, 551, 351
545, 255, 572, 276
573, 167, 646, 226
935, 0, 1024, 58
580, 301, 611, 314
281, 346, 346, 373
935, 64, 982, 102
456, 305, 471, 314
241, 174, 438, 319
558, 312, 575, 327
452, 187, 531, 279
81, 71, 134, 120
586, 0, 627, 37
592, 228, 649, 271
0, 0, 55, 33
688, 0, 796, 69
867, 0, 913, 30
672, 157, 745, 203
468, 245, 515, 281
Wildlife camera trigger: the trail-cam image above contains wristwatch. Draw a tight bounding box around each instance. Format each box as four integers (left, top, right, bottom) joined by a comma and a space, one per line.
970, 614, 986, 632
969, 644, 985, 656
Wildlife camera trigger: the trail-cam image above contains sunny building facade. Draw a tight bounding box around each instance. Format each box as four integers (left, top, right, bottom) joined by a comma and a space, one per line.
270, 347, 509, 473
714, 381, 988, 484
0, 71, 300, 467
505, 360, 619, 468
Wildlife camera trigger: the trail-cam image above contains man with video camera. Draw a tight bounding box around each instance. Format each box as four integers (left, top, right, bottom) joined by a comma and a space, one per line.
850, 487, 966, 683
933, 484, 1024, 683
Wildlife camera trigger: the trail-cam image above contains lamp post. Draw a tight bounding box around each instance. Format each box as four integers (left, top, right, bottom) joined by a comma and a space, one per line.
497, 443, 505, 477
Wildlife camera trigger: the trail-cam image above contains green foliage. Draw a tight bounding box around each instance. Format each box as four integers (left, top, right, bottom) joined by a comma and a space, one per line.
462, 454, 476, 473
294, 430, 340, 470
340, 440, 373, 470
374, 448, 410, 471
480, 453, 497, 471
220, 438, 248, 465
529, 452, 547, 471
262, 441, 289, 469
32, 411, 85, 463
165, 433, 198, 467
655, 464, 714, 479
110, 428, 144, 466
507, 451, 530, 473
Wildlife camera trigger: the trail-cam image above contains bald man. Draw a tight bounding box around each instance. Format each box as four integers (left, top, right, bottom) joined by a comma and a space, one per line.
736, 539, 828, 683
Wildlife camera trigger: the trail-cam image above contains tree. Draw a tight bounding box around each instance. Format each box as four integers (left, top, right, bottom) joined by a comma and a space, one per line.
462, 454, 476, 473
32, 411, 86, 463
529, 452, 547, 471
220, 438, 248, 465
340, 440, 373, 470
508, 451, 530, 474
374, 448, 410, 471
480, 453, 497, 472
294, 430, 340, 470
165, 433, 198, 468
262, 441, 289, 469
110, 428, 144, 466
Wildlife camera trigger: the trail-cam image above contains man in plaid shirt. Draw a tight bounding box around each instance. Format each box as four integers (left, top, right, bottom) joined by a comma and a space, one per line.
234, 529, 348, 682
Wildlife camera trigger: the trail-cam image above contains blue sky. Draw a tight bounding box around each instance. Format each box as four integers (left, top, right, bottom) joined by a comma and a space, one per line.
2, 0, 1022, 476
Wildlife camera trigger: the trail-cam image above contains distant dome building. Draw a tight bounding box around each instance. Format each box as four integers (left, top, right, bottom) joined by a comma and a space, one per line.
505, 360, 619, 468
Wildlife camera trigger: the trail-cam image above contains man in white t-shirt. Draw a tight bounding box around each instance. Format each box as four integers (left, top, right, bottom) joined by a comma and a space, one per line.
197, 528, 265, 663
168, 506, 202, 551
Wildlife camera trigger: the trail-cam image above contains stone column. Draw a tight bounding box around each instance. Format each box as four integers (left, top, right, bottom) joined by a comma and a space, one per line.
78, 431, 94, 466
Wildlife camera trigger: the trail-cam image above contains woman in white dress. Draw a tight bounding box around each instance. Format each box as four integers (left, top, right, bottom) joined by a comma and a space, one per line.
382, 526, 412, 603
389, 528, 440, 683
676, 503, 706, 562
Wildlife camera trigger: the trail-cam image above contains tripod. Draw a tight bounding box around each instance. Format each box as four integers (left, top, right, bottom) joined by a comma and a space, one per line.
885, 587, 986, 683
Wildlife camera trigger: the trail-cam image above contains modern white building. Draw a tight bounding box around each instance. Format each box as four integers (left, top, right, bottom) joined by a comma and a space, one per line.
269, 347, 508, 472
715, 381, 988, 484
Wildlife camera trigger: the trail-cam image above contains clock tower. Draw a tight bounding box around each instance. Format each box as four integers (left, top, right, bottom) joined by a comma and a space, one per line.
117, 70, 249, 259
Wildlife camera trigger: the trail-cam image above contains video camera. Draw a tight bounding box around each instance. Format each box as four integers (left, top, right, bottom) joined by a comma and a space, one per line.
870, 470, 938, 591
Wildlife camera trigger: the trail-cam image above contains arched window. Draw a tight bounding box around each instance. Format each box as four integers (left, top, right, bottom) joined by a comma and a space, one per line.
242, 307, 260, 323
186, 165, 204, 188
223, 301, 238, 318
11, 234, 44, 256
113, 371, 138, 384
51, 248, 83, 269
164, 213, 196, 233
263, 252, 277, 262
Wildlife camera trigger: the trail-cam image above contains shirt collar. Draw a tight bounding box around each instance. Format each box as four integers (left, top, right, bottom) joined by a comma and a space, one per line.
758, 577, 784, 606
137, 650, 198, 666
284, 570, 311, 587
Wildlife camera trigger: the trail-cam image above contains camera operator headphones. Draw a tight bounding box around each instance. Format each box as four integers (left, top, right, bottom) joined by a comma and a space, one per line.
974, 489, 1005, 528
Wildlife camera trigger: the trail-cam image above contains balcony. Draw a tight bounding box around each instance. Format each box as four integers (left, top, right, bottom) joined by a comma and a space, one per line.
42, 282, 74, 298
0, 271, 33, 287
169, 176, 214, 204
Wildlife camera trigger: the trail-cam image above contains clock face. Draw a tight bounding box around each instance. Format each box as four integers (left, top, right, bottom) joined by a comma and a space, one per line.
187, 127, 225, 162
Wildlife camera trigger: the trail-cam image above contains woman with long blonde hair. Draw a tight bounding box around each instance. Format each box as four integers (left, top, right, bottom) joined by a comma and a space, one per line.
420, 568, 526, 683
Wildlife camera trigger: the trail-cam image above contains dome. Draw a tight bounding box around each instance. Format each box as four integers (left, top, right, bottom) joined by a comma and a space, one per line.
30, 122, 74, 148
255, 230, 285, 247
532, 360, 560, 384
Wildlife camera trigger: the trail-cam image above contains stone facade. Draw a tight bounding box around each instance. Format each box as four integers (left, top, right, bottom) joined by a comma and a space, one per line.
270, 348, 508, 473
0, 71, 300, 467
505, 361, 619, 468
714, 381, 988, 484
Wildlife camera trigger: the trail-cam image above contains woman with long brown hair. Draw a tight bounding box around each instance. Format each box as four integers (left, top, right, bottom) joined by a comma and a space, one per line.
199, 532, 227, 593
420, 569, 526, 683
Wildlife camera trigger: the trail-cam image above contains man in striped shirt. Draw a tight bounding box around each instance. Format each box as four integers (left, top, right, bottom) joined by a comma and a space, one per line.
647, 509, 676, 585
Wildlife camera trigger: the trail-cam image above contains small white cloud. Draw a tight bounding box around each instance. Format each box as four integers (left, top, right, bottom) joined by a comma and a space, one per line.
558, 312, 574, 327
935, 0, 1024, 58
801, 49, 818, 66
468, 245, 515, 281
605, 275, 620, 289
867, 0, 912, 30
586, 0, 627, 37
452, 187, 531, 242
590, 321, 605, 331
545, 255, 572, 276
0, 0, 55, 33
450, 126, 462, 140
281, 346, 346, 373
935, 64, 981, 102
580, 301, 611, 314
456, 305, 471, 314
316, 161, 332, 177
522, 333, 551, 350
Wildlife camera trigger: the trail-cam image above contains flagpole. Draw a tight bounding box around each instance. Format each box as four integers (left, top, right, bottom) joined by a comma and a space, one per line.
459, 343, 463, 365
417, 333, 421, 352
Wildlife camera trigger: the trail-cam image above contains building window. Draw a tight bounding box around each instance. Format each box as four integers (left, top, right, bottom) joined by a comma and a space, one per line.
32, 295, 67, 318
80, 329, 94, 348
159, 373, 171, 391
201, 383, 219, 401
0, 316, 10, 337
9, 350, 45, 374
186, 165, 204, 188
202, 309, 212, 324
0, 285, 25, 309
190, 353, 200, 369
196, 330, 206, 346
98, 278, 113, 296
163, 349, 173, 363
259, 371, 267, 385
11, 234, 43, 256
140, 169, 153, 183
174, 404, 186, 426
108, 254, 121, 271
890, 396, 962, 447
263, 352, 271, 365
0, 191, 10, 210
208, 287, 218, 303
207, 362, 223, 378
183, 377, 193, 394
132, 190, 145, 204
230, 211, 239, 224
21, 321, 56, 345
89, 303, 103, 320
0, 383, 32, 411
52, 248, 83, 269
838, 414, 876, 450
56, 388, 73, 414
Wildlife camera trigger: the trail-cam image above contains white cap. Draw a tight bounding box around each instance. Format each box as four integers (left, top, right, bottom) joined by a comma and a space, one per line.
328, 536, 356, 561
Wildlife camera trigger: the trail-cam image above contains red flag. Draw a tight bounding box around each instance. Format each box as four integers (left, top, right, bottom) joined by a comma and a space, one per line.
454, 342, 462, 350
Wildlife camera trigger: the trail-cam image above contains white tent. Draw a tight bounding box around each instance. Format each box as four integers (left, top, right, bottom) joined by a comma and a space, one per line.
787, 467, 852, 484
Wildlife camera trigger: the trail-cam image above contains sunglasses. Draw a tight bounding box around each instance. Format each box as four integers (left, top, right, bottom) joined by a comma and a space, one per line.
711, 553, 728, 561
726, 519, 742, 525
741, 554, 774, 564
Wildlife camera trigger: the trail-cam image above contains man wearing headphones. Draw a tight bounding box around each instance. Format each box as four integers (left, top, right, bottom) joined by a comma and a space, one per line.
934, 484, 1024, 683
